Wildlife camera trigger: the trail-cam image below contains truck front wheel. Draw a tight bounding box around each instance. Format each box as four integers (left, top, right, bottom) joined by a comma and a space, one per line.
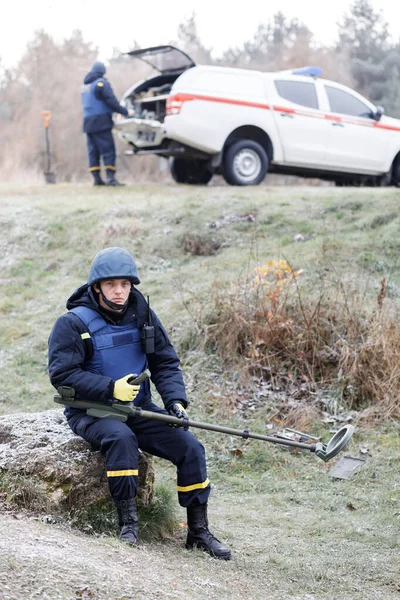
223, 139, 268, 186
392, 159, 400, 186
170, 158, 213, 185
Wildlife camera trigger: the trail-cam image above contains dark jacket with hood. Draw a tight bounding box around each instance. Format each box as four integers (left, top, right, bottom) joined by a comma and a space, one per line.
48, 284, 187, 419
81, 65, 128, 134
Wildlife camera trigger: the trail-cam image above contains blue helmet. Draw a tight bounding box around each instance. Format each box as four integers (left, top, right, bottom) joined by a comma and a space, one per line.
88, 247, 140, 285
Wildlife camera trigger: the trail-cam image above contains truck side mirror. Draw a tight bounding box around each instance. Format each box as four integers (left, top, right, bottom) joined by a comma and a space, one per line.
374, 105, 385, 121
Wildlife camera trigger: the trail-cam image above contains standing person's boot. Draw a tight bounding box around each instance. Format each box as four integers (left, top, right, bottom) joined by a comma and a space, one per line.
186, 503, 231, 560
114, 497, 139, 546
106, 168, 125, 186
91, 170, 105, 186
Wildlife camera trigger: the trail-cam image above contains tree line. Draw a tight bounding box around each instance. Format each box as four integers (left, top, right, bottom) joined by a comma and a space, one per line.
0, 0, 399, 182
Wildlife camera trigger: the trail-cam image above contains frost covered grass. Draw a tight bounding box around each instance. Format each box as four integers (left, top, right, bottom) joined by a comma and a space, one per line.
0, 182, 399, 598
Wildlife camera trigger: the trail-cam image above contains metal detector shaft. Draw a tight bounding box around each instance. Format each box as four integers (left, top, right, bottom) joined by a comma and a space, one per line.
122, 409, 354, 461
137, 409, 320, 450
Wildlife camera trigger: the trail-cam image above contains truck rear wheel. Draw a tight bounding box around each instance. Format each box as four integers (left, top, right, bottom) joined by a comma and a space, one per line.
170, 158, 213, 185
223, 139, 268, 186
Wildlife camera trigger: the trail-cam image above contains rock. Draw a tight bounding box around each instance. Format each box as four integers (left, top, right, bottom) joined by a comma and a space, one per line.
0, 409, 155, 513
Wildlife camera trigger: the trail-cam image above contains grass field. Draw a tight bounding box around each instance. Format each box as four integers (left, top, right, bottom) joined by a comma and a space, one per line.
0, 182, 399, 599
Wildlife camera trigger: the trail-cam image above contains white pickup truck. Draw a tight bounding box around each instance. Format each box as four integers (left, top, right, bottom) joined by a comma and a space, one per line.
114, 45, 400, 186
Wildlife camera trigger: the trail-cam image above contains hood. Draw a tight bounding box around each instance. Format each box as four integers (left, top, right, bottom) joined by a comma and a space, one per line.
92, 61, 106, 74
66, 284, 95, 310
83, 70, 106, 85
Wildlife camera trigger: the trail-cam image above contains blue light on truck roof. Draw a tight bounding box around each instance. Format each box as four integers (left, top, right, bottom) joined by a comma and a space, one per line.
292, 67, 323, 77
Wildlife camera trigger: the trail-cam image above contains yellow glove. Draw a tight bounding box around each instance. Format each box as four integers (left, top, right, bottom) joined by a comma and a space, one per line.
113, 374, 140, 402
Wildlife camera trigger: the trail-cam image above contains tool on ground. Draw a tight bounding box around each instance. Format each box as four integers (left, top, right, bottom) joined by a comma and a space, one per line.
41, 110, 56, 184
54, 369, 354, 462
328, 455, 366, 479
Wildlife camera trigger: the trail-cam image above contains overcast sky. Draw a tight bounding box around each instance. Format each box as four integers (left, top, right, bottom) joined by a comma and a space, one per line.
1, 0, 399, 68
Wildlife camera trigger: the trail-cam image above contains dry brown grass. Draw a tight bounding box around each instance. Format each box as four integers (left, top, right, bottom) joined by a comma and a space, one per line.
202, 263, 400, 422
339, 290, 400, 423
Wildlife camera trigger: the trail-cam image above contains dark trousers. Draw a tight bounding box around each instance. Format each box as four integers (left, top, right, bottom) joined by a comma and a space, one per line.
86, 130, 116, 172
68, 402, 210, 507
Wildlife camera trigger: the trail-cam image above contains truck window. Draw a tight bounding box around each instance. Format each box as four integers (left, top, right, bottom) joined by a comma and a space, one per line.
274, 80, 318, 109
325, 86, 373, 118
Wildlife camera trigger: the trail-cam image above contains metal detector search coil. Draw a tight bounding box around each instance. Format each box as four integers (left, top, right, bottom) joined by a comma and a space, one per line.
314, 425, 355, 462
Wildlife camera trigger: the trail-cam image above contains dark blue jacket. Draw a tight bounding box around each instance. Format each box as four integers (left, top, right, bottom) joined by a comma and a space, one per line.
81, 68, 128, 133
48, 285, 187, 418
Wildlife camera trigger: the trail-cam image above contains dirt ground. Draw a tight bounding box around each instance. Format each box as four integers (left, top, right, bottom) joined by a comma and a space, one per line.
0, 494, 246, 600
1, 479, 398, 600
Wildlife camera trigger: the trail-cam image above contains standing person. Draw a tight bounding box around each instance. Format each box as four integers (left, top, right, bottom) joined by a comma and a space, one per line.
48, 247, 231, 560
81, 61, 129, 186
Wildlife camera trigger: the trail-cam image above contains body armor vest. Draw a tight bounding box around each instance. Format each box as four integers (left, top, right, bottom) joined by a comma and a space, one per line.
70, 306, 149, 405
81, 78, 113, 118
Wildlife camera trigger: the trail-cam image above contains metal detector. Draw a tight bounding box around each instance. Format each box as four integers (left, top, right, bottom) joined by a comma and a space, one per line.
54, 370, 354, 463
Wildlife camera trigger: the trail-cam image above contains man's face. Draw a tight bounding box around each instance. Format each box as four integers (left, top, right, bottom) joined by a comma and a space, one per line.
95, 278, 131, 311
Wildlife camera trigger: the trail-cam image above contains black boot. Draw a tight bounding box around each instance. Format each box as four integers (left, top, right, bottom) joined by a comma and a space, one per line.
106, 168, 125, 186
115, 497, 139, 546
186, 504, 231, 560
91, 170, 105, 186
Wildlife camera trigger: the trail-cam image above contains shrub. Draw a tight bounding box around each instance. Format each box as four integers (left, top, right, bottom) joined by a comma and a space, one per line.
200, 260, 400, 421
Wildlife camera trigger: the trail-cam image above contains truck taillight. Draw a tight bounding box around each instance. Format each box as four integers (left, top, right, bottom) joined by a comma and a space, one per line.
166, 93, 193, 116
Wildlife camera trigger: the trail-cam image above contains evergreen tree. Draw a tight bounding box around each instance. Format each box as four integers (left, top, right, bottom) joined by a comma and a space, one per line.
220, 12, 312, 71
337, 0, 400, 116
338, 0, 389, 62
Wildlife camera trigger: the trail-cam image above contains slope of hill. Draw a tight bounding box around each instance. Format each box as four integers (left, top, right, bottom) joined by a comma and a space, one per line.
0, 183, 399, 599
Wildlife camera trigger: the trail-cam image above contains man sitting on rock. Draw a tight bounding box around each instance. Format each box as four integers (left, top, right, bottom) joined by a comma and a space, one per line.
48, 247, 231, 560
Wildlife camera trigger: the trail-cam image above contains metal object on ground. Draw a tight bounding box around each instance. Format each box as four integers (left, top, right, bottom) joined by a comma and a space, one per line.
280, 428, 320, 442
328, 455, 366, 479
41, 110, 56, 184
54, 370, 355, 463
274, 428, 320, 452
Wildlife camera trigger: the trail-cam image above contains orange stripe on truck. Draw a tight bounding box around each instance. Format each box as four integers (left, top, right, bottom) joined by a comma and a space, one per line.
166, 93, 270, 115
273, 105, 295, 114
166, 93, 400, 132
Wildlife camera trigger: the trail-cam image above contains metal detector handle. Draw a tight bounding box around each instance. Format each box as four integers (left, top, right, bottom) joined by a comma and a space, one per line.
57, 385, 75, 399
127, 369, 151, 385
113, 369, 151, 409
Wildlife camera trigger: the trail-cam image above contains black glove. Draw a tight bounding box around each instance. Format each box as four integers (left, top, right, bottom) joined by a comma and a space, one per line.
168, 402, 189, 428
